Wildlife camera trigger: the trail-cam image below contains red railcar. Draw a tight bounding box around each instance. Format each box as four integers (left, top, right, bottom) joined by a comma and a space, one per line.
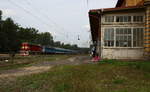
20, 42, 42, 56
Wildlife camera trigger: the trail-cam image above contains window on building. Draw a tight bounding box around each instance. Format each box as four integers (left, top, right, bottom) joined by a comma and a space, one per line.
116, 16, 131, 22
133, 28, 144, 47
105, 16, 114, 22
133, 16, 143, 22
104, 28, 114, 47
116, 28, 132, 47
104, 28, 144, 47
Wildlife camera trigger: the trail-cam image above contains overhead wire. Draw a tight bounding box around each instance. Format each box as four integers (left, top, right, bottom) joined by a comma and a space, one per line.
7, 0, 86, 45
25, 0, 59, 28
24, 0, 71, 41
7, 0, 54, 30
7, 0, 67, 37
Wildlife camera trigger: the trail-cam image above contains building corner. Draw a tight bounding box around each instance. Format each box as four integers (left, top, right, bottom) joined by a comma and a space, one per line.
144, 0, 150, 60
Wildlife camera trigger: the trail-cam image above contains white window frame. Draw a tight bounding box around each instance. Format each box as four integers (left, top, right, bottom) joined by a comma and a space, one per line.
115, 28, 132, 47
104, 15, 144, 23
133, 28, 144, 47
103, 27, 144, 48
133, 16, 144, 23
104, 28, 115, 47
116, 16, 131, 23
104, 16, 114, 23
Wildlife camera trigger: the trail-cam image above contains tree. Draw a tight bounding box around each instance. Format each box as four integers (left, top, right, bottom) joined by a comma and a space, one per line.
0, 10, 2, 21
63, 44, 72, 49
0, 11, 5, 52
35, 32, 54, 46
54, 41, 61, 47
71, 44, 78, 50
0, 10, 81, 54
0, 18, 20, 53
18, 27, 38, 43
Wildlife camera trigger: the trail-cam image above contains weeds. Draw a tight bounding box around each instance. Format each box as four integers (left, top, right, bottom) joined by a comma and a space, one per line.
112, 76, 126, 84
0, 63, 150, 92
0, 59, 150, 92
99, 59, 150, 72
0, 55, 71, 71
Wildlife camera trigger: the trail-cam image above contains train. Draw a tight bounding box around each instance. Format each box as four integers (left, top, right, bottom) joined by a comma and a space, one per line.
20, 42, 77, 56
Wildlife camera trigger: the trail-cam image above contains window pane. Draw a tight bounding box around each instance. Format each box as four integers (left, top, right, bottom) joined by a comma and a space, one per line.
128, 36, 131, 40
120, 28, 124, 34
124, 16, 131, 22
116, 16, 120, 22
128, 16, 131, 22
124, 29, 128, 34
124, 16, 128, 22
128, 41, 132, 47
133, 28, 144, 47
105, 16, 114, 22
127, 28, 131, 34
116, 28, 120, 34
116, 28, 132, 47
133, 16, 143, 22
124, 36, 127, 40
104, 28, 114, 47
116, 16, 131, 22
120, 16, 123, 22
106, 28, 143, 47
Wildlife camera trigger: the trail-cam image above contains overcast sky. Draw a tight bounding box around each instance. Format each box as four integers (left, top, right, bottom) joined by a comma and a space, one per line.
0, 0, 117, 47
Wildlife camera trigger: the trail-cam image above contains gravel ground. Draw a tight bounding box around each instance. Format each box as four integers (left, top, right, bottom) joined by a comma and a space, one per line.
0, 55, 93, 79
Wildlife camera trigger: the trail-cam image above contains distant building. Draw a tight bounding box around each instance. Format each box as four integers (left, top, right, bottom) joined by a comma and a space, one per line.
89, 0, 150, 59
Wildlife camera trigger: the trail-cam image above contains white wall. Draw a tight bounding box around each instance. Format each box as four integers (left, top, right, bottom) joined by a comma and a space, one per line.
102, 48, 144, 59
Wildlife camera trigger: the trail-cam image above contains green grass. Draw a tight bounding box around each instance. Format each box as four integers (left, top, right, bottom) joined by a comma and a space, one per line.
99, 59, 150, 72
0, 55, 72, 71
0, 60, 150, 92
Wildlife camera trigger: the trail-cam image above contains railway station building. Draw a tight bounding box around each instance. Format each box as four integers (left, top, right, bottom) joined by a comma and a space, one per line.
89, 0, 150, 59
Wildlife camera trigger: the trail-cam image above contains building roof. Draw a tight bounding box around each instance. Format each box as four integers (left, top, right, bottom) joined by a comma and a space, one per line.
116, 0, 144, 7
89, 5, 144, 14
116, 0, 124, 7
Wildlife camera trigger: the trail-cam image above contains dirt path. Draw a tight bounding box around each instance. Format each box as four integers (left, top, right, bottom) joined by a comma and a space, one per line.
0, 56, 92, 79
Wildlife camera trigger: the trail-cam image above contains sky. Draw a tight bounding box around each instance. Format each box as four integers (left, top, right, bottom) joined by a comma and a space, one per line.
0, 0, 117, 47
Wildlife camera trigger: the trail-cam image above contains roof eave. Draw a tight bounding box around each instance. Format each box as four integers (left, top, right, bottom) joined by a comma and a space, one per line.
89, 5, 144, 14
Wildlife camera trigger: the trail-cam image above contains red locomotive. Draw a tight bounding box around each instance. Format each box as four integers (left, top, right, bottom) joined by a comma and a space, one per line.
20, 42, 42, 56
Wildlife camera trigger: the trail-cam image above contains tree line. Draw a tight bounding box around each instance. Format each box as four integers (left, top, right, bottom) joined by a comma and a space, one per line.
0, 10, 81, 54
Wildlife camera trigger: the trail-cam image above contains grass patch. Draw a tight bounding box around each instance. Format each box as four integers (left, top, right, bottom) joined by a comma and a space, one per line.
0, 61, 150, 92
99, 59, 150, 72
112, 76, 126, 84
